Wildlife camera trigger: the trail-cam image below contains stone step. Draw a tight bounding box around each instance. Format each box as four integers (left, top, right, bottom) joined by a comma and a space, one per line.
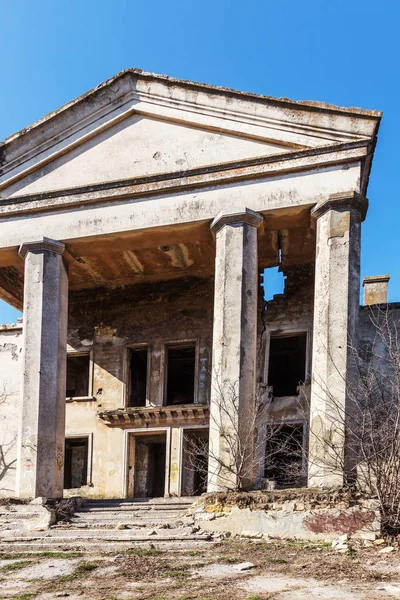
0, 510, 44, 517
78, 505, 192, 513
57, 518, 190, 526
82, 497, 197, 504
73, 509, 189, 519
68, 519, 189, 528
53, 523, 150, 529
81, 503, 196, 508
0, 514, 43, 521
3, 524, 202, 538
0, 532, 211, 543
0, 538, 213, 553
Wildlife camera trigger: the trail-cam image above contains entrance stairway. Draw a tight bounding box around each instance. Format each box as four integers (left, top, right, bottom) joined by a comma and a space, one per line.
0, 497, 213, 551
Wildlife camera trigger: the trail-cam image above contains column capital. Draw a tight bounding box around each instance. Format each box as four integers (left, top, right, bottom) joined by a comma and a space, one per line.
210, 207, 263, 237
19, 237, 65, 260
311, 190, 368, 223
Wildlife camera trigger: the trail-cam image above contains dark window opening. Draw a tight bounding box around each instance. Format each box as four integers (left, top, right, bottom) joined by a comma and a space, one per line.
66, 354, 90, 397
268, 333, 307, 397
64, 437, 88, 489
264, 423, 304, 487
166, 345, 196, 405
129, 348, 148, 407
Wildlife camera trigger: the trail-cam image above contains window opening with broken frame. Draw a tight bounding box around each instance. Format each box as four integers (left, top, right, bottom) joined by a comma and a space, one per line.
165, 344, 196, 405
128, 347, 148, 407
264, 422, 305, 487
268, 332, 307, 397
66, 354, 90, 398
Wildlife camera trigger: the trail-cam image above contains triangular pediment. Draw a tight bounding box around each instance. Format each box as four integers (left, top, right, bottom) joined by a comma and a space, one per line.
0, 69, 381, 197
2, 115, 294, 197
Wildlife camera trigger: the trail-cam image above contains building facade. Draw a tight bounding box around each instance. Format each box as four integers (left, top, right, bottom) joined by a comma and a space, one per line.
0, 70, 385, 499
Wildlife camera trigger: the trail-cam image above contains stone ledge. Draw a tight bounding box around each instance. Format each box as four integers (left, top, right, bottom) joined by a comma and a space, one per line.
98, 404, 210, 427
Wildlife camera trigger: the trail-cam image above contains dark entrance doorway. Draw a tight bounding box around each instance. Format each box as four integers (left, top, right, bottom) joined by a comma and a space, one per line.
64, 437, 89, 489
132, 433, 167, 498
182, 429, 209, 496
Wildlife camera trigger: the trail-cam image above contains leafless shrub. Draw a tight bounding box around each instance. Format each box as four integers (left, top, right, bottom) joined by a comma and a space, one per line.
0, 384, 17, 483
307, 306, 400, 533
184, 373, 303, 492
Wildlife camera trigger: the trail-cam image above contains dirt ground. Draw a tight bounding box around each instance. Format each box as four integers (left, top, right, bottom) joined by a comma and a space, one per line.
1, 538, 400, 600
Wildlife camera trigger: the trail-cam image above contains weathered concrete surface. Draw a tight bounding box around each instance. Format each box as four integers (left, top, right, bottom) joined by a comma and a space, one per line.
16, 239, 68, 498
308, 192, 367, 488
195, 501, 380, 541
0, 69, 380, 193
0, 502, 56, 537
65, 276, 213, 498
208, 209, 262, 492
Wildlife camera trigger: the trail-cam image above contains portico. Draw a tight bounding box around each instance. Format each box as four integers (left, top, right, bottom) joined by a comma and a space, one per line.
0, 69, 381, 498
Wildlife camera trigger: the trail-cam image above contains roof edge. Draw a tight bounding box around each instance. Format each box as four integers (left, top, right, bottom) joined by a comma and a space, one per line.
1, 68, 382, 148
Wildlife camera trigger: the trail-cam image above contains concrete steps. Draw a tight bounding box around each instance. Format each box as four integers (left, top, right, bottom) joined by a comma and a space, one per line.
0, 497, 211, 549
64, 498, 195, 529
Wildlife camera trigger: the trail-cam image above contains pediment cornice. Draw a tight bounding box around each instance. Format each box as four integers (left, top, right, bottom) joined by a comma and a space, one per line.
0, 69, 381, 191
0, 139, 372, 217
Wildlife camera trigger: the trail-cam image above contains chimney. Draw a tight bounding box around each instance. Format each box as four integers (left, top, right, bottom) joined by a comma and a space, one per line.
362, 275, 390, 306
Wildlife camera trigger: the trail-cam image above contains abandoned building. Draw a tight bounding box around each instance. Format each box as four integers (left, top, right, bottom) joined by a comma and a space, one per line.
0, 69, 387, 500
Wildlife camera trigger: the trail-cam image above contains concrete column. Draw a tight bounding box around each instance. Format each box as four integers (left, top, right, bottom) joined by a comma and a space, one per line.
16, 238, 68, 499
208, 208, 263, 492
169, 427, 183, 496
308, 191, 368, 488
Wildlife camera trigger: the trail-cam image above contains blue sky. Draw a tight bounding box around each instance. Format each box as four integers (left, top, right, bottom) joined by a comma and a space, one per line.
0, 0, 399, 321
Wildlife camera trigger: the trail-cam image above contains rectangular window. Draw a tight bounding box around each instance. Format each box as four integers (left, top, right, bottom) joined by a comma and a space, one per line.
66, 354, 90, 398
64, 437, 89, 489
264, 423, 304, 487
129, 348, 148, 407
268, 333, 307, 397
166, 345, 196, 405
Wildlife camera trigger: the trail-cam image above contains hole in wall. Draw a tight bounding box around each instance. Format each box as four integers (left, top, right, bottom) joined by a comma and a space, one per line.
0, 300, 22, 325
261, 267, 286, 301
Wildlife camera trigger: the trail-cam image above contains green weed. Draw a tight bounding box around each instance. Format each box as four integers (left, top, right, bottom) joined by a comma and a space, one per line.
265, 557, 288, 564
1, 560, 31, 571
126, 548, 165, 557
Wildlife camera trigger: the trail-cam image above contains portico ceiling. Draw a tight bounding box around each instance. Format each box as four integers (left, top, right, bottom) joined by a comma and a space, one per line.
0, 205, 315, 311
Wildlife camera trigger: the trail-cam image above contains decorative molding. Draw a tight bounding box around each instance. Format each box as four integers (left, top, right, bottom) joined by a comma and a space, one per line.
311, 190, 368, 222
0, 141, 371, 218
98, 403, 210, 427
19, 237, 65, 259
211, 207, 263, 237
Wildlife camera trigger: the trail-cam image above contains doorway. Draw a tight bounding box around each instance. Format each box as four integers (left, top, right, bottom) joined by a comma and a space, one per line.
182, 429, 209, 496
64, 437, 89, 489
131, 433, 167, 498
